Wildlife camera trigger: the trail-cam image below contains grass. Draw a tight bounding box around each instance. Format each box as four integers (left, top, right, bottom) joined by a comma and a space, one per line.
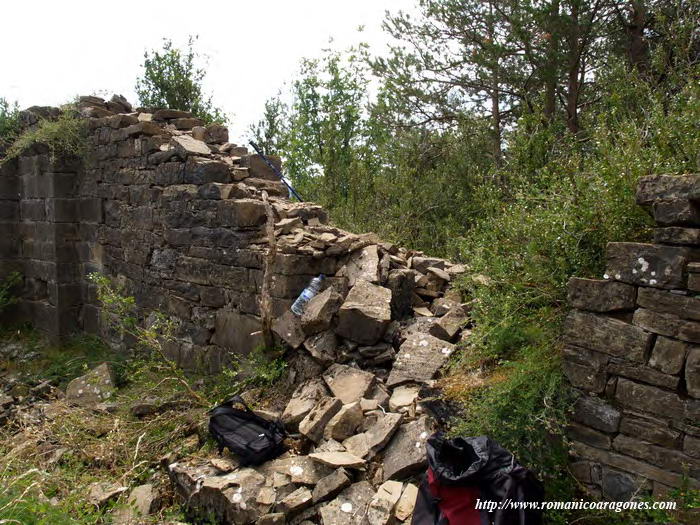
2, 109, 88, 163
0, 325, 287, 524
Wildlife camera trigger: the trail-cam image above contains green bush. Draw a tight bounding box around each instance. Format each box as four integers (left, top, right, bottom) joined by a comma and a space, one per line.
3, 110, 88, 162
0, 272, 21, 315
0, 97, 20, 151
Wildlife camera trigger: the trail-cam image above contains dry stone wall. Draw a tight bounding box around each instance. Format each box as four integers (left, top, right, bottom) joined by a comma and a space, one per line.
0, 95, 468, 379
564, 174, 700, 500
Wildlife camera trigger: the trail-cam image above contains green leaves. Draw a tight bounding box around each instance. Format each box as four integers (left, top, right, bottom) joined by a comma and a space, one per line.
135, 36, 225, 124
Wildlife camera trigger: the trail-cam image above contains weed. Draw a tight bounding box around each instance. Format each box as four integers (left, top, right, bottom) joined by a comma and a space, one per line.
3, 109, 88, 162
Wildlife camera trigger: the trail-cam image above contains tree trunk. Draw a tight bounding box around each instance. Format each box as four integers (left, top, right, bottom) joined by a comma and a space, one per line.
625, 1, 649, 74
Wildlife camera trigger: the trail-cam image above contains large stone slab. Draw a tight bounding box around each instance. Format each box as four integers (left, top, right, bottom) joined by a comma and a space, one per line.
605, 242, 690, 289
567, 277, 637, 312
382, 416, 432, 481
335, 279, 392, 345
648, 336, 688, 375
212, 310, 263, 355
188, 468, 266, 524
563, 310, 652, 362
303, 330, 338, 367
171, 135, 210, 156
318, 481, 375, 525
633, 308, 700, 344
312, 468, 351, 504
323, 364, 375, 404
309, 451, 365, 469
387, 333, 455, 387
324, 402, 363, 441
261, 455, 333, 486
637, 287, 700, 321
636, 174, 700, 207
615, 378, 685, 419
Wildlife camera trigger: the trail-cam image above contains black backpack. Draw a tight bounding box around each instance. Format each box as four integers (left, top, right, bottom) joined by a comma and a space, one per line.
208, 395, 287, 466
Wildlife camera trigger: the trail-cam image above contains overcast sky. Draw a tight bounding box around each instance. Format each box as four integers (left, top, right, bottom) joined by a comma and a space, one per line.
1, 0, 408, 141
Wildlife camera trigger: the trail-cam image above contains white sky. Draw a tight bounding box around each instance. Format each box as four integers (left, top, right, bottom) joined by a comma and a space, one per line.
1, 0, 409, 141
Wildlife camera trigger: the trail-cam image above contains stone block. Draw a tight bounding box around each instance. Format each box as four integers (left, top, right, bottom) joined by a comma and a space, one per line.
563, 310, 652, 362
217, 199, 266, 228
567, 423, 612, 449
567, 277, 637, 312
605, 242, 690, 289
633, 308, 700, 344
687, 347, 700, 398
335, 279, 392, 345
428, 304, 468, 341
619, 416, 681, 448
648, 336, 688, 375
654, 227, 700, 246
301, 287, 342, 334
0, 174, 19, 199
211, 310, 262, 355
183, 158, 229, 184
272, 310, 306, 349
243, 154, 282, 181
637, 287, 700, 321
652, 199, 700, 226
606, 361, 679, 389
19, 200, 44, 221
79, 198, 103, 223
322, 363, 375, 404
337, 245, 380, 286
572, 396, 621, 433
387, 333, 455, 387
382, 416, 432, 481
615, 378, 684, 419
298, 397, 343, 443
613, 434, 700, 476
636, 174, 700, 207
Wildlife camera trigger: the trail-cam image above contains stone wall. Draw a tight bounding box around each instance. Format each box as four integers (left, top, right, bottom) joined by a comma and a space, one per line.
564, 174, 700, 500
0, 96, 467, 379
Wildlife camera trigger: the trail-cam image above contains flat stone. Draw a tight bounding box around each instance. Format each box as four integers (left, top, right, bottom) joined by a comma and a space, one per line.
281, 377, 329, 430
687, 347, 700, 398
324, 402, 363, 441
564, 310, 651, 362
66, 363, 116, 408
261, 455, 333, 486
567, 277, 637, 312
258, 513, 286, 525
278, 486, 312, 515
426, 266, 450, 282
389, 385, 420, 412
382, 416, 432, 481
368, 480, 404, 525
633, 308, 700, 344
335, 279, 392, 345
605, 242, 690, 289
395, 482, 418, 521
171, 135, 210, 156
312, 468, 351, 503
323, 364, 375, 404
571, 396, 621, 433
637, 287, 700, 321
649, 336, 689, 375
113, 484, 161, 523
338, 245, 381, 286
411, 256, 447, 273
636, 174, 700, 206
319, 481, 375, 524
343, 433, 371, 459
654, 227, 700, 246
309, 451, 366, 469
387, 333, 455, 387
567, 423, 611, 449
87, 481, 127, 507
302, 329, 339, 367
272, 310, 306, 349
615, 378, 684, 419
620, 416, 681, 448
301, 288, 343, 334
299, 397, 343, 443
428, 304, 467, 341
607, 361, 679, 389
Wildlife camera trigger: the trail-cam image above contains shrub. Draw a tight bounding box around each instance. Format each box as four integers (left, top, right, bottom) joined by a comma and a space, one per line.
0, 272, 21, 316
0, 97, 20, 152
3, 110, 88, 162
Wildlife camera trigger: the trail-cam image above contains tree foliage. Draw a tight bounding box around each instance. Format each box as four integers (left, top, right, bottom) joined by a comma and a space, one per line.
135, 36, 225, 124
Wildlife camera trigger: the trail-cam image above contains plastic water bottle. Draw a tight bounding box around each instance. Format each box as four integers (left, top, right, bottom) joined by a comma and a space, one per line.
291, 274, 325, 316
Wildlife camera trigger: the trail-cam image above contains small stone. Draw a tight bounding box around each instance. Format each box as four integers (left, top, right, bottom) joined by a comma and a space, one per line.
428, 304, 468, 341
256, 486, 277, 505
323, 363, 376, 404
277, 486, 312, 515
309, 451, 366, 469
395, 483, 418, 521
313, 468, 351, 503
87, 482, 127, 507
426, 266, 450, 282
389, 385, 420, 412
282, 377, 329, 430
299, 397, 343, 443
324, 402, 363, 441
304, 330, 338, 367
66, 363, 116, 408
210, 458, 236, 472
171, 135, 211, 156
382, 416, 432, 481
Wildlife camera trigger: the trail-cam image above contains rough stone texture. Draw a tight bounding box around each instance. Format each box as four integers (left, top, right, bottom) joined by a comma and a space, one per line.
301, 287, 342, 334
395, 483, 418, 521
563, 174, 700, 499
382, 416, 432, 481
324, 402, 363, 441
605, 242, 690, 289
318, 481, 374, 525
298, 397, 343, 444
65, 363, 116, 407
282, 377, 329, 430
309, 451, 365, 468
387, 333, 455, 387
312, 468, 351, 504
323, 364, 375, 404
567, 277, 637, 312
338, 245, 380, 286
335, 279, 392, 345
428, 304, 467, 341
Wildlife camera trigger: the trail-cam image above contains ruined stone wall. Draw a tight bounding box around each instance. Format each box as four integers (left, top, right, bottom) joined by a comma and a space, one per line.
564, 174, 700, 500
1, 96, 466, 378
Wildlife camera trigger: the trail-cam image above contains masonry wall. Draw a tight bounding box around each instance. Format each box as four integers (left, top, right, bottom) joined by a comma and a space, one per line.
564, 174, 700, 500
